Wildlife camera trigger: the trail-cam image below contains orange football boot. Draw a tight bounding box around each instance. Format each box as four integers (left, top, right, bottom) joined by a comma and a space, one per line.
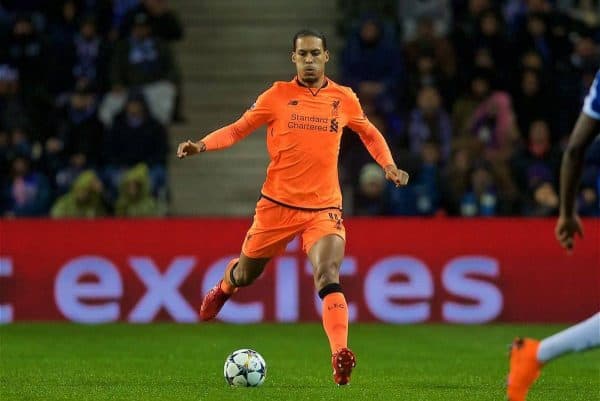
507, 338, 542, 401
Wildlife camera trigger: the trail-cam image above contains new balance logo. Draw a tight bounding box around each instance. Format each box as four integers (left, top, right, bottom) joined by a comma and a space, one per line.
288, 100, 299, 106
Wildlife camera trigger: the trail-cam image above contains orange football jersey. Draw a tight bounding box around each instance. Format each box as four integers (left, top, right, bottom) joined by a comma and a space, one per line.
201, 77, 395, 209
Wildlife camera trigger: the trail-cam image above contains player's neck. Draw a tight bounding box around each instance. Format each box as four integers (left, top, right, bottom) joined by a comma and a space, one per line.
297, 76, 327, 89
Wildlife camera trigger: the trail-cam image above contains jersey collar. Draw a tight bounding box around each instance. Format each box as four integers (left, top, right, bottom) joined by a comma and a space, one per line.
295, 76, 329, 96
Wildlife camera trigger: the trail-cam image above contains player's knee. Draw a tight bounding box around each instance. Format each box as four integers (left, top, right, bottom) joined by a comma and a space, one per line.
314, 261, 340, 289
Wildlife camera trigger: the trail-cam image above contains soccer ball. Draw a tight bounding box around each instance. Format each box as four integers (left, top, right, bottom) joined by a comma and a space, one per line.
223, 349, 267, 387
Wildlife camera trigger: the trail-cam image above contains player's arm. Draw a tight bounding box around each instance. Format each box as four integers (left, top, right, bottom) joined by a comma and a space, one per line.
346, 95, 409, 187
555, 112, 599, 250
176, 116, 256, 158
177, 88, 275, 159
355, 122, 409, 187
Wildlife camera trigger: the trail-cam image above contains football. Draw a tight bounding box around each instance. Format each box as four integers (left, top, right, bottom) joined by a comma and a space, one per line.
223, 349, 267, 387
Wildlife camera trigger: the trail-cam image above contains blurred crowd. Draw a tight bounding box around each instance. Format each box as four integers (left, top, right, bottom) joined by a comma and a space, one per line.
1, 0, 599, 219
338, 0, 600, 217
0, 0, 183, 218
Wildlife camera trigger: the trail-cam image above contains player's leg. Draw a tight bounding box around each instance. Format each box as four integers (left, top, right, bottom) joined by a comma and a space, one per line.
220, 253, 271, 291
307, 234, 347, 352
200, 198, 298, 321
507, 312, 600, 401
306, 233, 356, 385
199, 254, 270, 321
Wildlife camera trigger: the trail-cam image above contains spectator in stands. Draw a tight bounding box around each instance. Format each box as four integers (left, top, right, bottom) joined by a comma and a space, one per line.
353, 163, 387, 216
58, 81, 104, 168
452, 70, 492, 136
460, 161, 499, 216
511, 119, 561, 208
403, 85, 452, 164
557, 0, 600, 34
513, 68, 553, 138
118, 0, 185, 121
577, 167, 599, 216
111, 11, 176, 87
403, 16, 457, 95
571, 35, 600, 75
513, 118, 561, 217
101, 11, 176, 125
397, 0, 452, 42
7, 126, 34, 162
0, 65, 29, 133
471, 9, 511, 83
1, 154, 50, 217
120, 0, 183, 42
440, 141, 471, 215
47, 0, 80, 93
467, 89, 520, 163
47, 81, 104, 195
341, 15, 403, 114
405, 49, 455, 107
524, 180, 560, 216
115, 163, 160, 217
50, 169, 107, 218
102, 90, 168, 198
387, 140, 441, 216
1, 15, 58, 140
71, 16, 110, 92
451, 0, 492, 74
2, 13, 49, 94
553, 35, 599, 136
515, 12, 554, 68
109, 0, 139, 40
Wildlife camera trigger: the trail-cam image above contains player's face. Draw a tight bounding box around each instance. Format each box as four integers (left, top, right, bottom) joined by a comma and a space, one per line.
292, 36, 329, 86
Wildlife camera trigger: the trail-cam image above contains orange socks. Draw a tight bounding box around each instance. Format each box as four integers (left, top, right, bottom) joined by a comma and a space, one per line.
219, 258, 240, 295
322, 292, 349, 353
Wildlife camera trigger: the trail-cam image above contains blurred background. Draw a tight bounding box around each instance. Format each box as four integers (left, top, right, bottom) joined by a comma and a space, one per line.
0, 0, 598, 218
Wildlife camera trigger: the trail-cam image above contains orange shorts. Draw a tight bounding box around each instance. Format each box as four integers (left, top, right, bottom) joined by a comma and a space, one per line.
241, 197, 346, 258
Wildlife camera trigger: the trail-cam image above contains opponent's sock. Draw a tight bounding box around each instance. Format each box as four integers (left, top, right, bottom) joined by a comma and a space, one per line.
320, 284, 348, 353
537, 312, 600, 363
219, 258, 240, 295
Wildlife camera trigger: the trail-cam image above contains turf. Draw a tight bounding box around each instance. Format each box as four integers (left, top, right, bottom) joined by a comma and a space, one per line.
1, 324, 598, 401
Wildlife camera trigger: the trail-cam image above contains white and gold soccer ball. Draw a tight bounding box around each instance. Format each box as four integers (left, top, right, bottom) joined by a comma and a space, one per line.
223, 349, 267, 387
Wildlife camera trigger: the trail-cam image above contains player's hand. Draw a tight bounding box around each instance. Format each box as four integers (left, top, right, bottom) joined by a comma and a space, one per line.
177, 140, 205, 159
384, 165, 409, 187
555, 214, 584, 252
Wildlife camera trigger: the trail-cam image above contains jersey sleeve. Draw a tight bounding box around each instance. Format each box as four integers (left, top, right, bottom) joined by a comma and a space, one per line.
345, 90, 396, 168
201, 85, 277, 151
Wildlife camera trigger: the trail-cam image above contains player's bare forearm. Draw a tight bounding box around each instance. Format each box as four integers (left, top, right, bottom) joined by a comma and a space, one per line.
559, 114, 599, 216
559, 148, 584, 217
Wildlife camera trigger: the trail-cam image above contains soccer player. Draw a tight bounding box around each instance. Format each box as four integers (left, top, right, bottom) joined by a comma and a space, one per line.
506, 69, 600, 401
176, 29, 409, 385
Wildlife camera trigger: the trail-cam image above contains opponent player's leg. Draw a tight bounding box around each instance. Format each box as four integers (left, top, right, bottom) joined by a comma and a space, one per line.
199, 254, 270, 321
507, 312, 600, 401
307, 234, 356, 385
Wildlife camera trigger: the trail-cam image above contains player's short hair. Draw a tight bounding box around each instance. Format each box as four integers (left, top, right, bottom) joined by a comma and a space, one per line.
292, 29, 327, 51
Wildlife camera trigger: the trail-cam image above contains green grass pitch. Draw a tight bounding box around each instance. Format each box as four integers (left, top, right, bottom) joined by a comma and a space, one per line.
1, 323, 598, 400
